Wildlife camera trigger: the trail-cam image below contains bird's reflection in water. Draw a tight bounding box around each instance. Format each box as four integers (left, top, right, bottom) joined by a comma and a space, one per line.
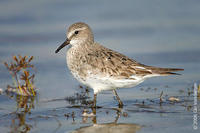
72, 107, 141, 133
62, 87, 141, 133
9, 95, 35, 133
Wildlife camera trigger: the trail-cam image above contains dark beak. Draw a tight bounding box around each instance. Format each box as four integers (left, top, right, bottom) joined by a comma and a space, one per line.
55, 39, 70, 53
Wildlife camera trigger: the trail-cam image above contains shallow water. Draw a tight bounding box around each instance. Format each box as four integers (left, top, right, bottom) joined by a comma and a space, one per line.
0, 0, 200, 133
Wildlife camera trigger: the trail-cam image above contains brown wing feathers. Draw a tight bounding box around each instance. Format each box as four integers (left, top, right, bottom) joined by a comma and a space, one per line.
87, 44, 184, 78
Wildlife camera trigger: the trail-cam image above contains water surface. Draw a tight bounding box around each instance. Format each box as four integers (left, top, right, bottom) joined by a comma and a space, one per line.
0, 0, 200, 133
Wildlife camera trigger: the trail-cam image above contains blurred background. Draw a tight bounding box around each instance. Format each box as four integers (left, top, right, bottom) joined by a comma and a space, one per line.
0, 0, 200, 133
0, 0, 200, 98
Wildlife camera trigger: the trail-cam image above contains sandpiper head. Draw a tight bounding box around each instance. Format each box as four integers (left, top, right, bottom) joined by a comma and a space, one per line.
55, 22, 94, 53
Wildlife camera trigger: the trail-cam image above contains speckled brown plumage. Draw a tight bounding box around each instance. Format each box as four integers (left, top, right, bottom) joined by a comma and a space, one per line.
55, 22, 183, 107
67, 41, 183, 80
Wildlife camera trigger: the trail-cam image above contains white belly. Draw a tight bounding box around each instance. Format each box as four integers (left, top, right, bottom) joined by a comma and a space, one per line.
72, 73, 145, 94
66, 49, 145, 94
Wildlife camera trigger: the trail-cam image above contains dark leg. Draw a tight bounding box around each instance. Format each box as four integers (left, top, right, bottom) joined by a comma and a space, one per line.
93, 94, 97, 107
113, 89, 123, 108
92, 115, 97, 124
113, 109, 121, 123
92, 94, 97, 115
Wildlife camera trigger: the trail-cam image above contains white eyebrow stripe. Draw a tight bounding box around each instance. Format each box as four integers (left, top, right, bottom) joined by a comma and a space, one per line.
68, 27, 87, 38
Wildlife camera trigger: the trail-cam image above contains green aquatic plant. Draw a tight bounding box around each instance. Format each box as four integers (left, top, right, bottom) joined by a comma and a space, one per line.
4, 55, 36, 96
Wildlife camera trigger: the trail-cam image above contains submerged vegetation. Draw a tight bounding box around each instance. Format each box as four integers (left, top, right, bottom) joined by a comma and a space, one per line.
1, 55, 37, 132
11, 95, 36, 132
4, 55, 36, 96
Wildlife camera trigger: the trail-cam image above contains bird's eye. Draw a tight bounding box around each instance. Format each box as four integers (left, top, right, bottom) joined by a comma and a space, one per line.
74, 31, 79, 35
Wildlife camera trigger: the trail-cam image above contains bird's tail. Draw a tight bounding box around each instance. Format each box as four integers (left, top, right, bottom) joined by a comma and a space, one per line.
148, 67, 184, 75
